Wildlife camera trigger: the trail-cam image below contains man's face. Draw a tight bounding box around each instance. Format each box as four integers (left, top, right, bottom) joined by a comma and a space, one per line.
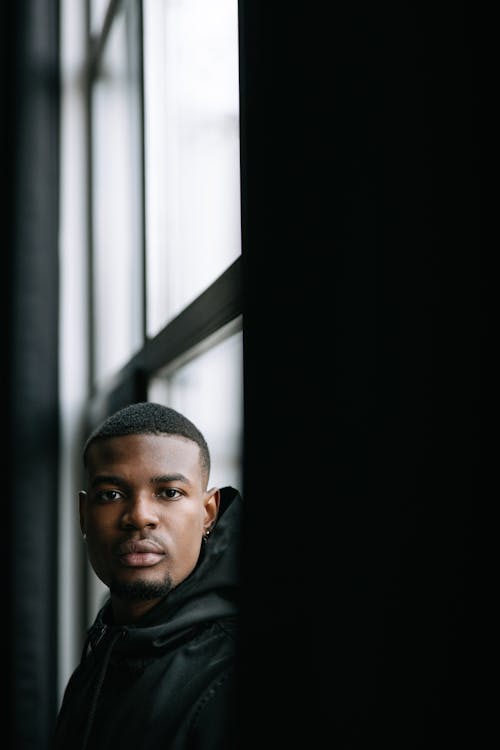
79, 433, 219, 619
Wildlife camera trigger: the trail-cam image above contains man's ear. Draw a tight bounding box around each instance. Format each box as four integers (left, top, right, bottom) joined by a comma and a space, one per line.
204, 488, 221, 532
79, 491, 88, 536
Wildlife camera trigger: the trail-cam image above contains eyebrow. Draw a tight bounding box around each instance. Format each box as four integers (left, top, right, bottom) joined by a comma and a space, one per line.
90, 473, 192, 488
151, 473, 192, 486
90, 474, 125, 489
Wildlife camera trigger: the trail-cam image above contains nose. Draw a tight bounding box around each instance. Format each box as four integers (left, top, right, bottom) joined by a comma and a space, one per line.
121, 492, 159, 531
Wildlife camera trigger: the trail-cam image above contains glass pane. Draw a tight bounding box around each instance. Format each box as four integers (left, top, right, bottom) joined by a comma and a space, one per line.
143, 0, 242, 337
148, 323, 243, 492
92, 3, 143, 385
90, 0, 109, 36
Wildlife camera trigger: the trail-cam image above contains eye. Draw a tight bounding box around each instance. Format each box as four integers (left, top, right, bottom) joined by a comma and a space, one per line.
155, 488, 182, 500
96, 489, 123, 503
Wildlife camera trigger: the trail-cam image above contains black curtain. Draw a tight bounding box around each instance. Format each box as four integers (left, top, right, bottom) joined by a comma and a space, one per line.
2, 1, 60, 748
238, 2, 483, 747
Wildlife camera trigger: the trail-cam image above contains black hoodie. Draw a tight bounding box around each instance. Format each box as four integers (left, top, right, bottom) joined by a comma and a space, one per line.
53, 487, 242, 750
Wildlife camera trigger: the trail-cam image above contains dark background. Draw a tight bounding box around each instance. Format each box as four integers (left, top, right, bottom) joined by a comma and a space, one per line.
238, 2, 483, 746
3, 1, 483, 748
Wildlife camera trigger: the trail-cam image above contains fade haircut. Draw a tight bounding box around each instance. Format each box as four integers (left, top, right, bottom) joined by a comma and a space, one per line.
83, 401, 211, 480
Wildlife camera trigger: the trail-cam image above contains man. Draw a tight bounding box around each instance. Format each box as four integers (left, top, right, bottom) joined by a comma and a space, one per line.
53, 401, 242, 750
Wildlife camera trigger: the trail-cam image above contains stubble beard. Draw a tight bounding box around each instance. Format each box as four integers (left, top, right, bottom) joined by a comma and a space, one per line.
109, 573, 175, 601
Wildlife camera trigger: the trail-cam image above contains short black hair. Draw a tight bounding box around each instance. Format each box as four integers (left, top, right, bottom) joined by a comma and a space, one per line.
83, 401, 211, 479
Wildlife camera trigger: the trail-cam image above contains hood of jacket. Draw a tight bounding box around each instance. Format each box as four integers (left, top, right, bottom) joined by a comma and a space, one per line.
85, 485, 242, 659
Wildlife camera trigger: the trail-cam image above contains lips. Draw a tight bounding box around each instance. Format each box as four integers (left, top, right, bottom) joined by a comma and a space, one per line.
115, 539, 166, 568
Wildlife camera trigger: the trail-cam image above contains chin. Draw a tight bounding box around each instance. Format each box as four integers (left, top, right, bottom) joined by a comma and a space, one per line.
109, 575, 175, 601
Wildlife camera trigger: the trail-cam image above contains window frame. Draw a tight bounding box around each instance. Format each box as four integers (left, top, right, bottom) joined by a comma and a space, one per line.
84, 0, 244, 432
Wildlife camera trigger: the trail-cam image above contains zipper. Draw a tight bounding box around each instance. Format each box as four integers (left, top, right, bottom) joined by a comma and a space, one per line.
92, 624, 108, 649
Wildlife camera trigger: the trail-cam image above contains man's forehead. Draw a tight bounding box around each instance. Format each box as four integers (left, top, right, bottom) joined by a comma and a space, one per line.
86, 433, 200, 462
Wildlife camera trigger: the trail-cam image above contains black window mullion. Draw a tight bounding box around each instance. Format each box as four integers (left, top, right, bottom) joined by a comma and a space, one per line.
85, 257, 243, 428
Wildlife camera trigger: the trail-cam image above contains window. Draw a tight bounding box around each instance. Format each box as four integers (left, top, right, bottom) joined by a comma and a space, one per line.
143, 0, 242, 335
59, 0, 243, 698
